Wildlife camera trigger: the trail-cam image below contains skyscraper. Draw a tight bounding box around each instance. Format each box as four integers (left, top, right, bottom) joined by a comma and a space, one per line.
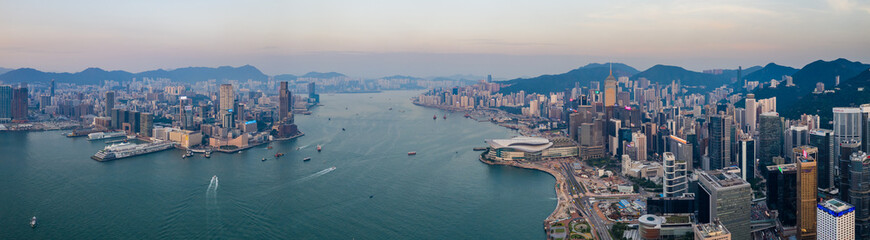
140, 113, 153, 137
708, 114, 732, 170
663, 152, 688, 197
796, 151, 818, 240
817, 198, 855, 240
736, 136, 756, 182
49, 79, 55, 97
811, 129, 835, 190
219, 84, 234, 113
697, 170, 751, 240
767, 163, 798, 227
279, 81, 291, 123
745, 94, 757, 134
758, 112, 783, 166
786, 125, 810, 162
833, 107, 862, 160
850, 151, 870, 238
840, 141, 862, 203
604, 65, 617, 107
0, 85, 11, 121
669, 135, 693, 170
105, 91, 115, 117
12, 85, 28, 121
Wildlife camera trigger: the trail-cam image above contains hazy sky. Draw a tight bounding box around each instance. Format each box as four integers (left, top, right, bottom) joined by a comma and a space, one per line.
1, 0, 869, 78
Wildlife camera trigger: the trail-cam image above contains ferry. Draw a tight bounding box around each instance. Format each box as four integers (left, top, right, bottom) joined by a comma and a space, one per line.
30, 216, 36, 228
87, 131, 127, 141
92, 142, 175, 161
317, 145, 322, 152
408, 152, 417, 155
328, 166, 336, 171
204, 150, 211, 158
303, 157, 311, 161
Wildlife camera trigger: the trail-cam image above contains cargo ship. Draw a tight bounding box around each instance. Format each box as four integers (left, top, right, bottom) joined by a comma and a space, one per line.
87, 131, 127, 141
91, 142, 175, 161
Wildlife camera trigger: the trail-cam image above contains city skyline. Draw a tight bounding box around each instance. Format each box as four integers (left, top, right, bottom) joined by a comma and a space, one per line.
2, 0, 870, 78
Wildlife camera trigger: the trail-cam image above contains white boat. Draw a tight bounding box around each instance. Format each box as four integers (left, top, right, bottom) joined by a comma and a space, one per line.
317, 145, 322, 152
30, 216, 36, 228
303, 157, 311, 161
87, 131, 127, 141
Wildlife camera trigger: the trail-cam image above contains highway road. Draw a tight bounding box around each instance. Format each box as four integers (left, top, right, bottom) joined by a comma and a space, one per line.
561, 162, 613, 240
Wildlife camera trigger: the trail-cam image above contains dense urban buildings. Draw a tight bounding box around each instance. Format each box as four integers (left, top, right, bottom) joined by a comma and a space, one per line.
697, 170, 750, 240
817, 198, 855, 240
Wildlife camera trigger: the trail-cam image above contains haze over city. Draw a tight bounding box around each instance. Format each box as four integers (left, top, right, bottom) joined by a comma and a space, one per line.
2, 0, 870, 78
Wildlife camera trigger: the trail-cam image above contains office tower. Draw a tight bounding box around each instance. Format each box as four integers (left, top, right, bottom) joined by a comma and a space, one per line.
693, 220, 731, 240
786, 125, 810, 162
49, 79, 55, 97
105, 91, 115, 117
663, 152, 688, 197
840, 141, 862, 203
140, 113, 153, 137
745, 94, 757, 134
817, 198, 855, 240
634, 132, 647, 161
0, 85, 11, 121
767, 163, 798, 226
669, 135, 693, 170
851, 151, 870, 238
708, 115, 731, 170
569, 113, 581, 142
796, 152, 818, 240
219, 84, 234, 113
811, 129, 835, 190
486, 74, 492, 83
604, 66, 617, 107
758, 112, 783, 165
308, 82, 319, 103
736, 136, 755, 181
833, 107, 862, 160
279, 81, 291, 123
12, 85, 28, 121
234, 102, 245, 124
697, 170, 750, 240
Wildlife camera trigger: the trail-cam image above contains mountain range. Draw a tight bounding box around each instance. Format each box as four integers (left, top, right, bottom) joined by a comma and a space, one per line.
747, 58, 870, 111
0, 65, 269, 85
783, 68, 870, 126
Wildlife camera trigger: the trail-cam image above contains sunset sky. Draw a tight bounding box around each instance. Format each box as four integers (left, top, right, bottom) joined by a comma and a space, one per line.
1, 0, 869, 78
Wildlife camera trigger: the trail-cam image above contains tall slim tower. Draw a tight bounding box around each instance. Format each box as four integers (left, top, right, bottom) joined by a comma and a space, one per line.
708, 114, 732, 170
50, 79, 55, 97
105, 91, 115, 117
604, 63, 617, 107
745, 94, 757, 134
810, 129, 835, 190
797, 152, 818, 240
0, 85, 11, 120
279, 81, 291, 123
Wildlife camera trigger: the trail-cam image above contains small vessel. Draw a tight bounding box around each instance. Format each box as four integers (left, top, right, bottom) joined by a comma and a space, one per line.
303, 157, 311, 161
464, 113, 470, 118
370, 195, 374, 198
30, 216, 36, 228
473, 147, 487, 151
267, 146, 273, 149
275, 152, 285, 158
443, 114, 447, 119
182, 150, 193, 159
341, 128, 345, 131
328, 166, 336, 171
317, 145, 322, 152
433, 114, 437, 120
296, 147, 300, 150
204, 150, 211, 158
388, 107, 392, 110
408, 152, 417, 155
262, 157, 267, 161
328, 118, 331, 120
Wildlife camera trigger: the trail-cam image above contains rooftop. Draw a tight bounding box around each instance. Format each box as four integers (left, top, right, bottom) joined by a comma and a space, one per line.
699, 170, 749, 188
486, 136, 553, 152
766, 163, 797, 173
694, 221, 730, 238
820, 198, 855, 214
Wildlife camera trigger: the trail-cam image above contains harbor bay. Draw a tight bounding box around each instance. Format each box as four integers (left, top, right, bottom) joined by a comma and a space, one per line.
0, 90, 556, 239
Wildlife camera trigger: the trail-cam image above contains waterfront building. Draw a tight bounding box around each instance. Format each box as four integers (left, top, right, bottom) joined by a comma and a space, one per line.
817, 198, 855, 240
758, 112, 783, 166
708, 114, 731, 170
12, 85, 28, 121
279, 81, 292, 123
796, 151, 817, 240
219, 84, 234, 114
0, 85, 11, 121
850, 151, 870, 238
105, 91, 114, 117
485, 137, 553, 162
140, 113, 153, 137
766, 163, 798, 226
833, 107, 862, 160
663, 152, 688, 197
697, 170, 750, 240
736, 136, 755, 182
810, 129, 835, 190
693, 220, 731, 240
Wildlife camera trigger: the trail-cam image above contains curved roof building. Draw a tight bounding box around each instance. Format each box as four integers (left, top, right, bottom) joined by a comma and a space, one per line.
486, 136, 553, 152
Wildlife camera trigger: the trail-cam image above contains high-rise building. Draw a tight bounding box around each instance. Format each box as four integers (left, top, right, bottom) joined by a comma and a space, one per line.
140, 113, 153, 137
811, 129, 835, 190
697, 170, 751, 240
736, 136, 756, 182
693, 220, 732, 240
663, 152, 688, 197
767, 163, 798, 227
840, 141, 862, 203
219, 84, 234, 113
105, 91, 115, 117
12, 85, 28, 121
833, 107, 862, 160
0, 85, 11, 121
669, 135, 693, 170
817, 198, 856, 240
604, 66, 617, 107
786, 125, 810, 162
708, 114, 732, 170
862, 104, 870, 153
745, 94, 757, 134
49, 79, 55, 97
308, 82, 319, 103
850, 151, 870, 238
796, 151, 818, 240
279, 81, 291, 123
758, 112, 783, 166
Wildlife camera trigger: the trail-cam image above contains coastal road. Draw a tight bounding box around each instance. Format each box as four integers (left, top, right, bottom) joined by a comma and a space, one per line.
561, 162, 612, 240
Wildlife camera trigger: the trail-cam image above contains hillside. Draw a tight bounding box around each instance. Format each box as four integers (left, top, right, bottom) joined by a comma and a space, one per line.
750, 58, 869, 110
0, 65, 268, 85
631, 64, 734, 88
498, 63, 639, 94
784, 68, 870, 127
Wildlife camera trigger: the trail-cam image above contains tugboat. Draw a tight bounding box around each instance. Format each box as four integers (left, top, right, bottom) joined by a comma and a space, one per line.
30, 216, 37, 228
303, 157, 311, 162
316, 145, 322, 152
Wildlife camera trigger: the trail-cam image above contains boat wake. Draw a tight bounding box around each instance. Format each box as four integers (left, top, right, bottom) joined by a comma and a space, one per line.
206, 175, 219, 202
294, 167, 336, 183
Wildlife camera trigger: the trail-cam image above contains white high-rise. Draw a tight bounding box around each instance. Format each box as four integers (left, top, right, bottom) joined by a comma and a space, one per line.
663, 152, 687, 197
745, 94, 757, 134
833, 107, 862, 159
817, 198, 855, 240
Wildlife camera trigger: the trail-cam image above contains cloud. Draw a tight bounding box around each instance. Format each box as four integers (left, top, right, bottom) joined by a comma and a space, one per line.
827, 0, 870, 12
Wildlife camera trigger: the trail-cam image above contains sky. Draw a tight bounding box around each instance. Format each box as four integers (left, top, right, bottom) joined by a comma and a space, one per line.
1, 0, 869, 79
